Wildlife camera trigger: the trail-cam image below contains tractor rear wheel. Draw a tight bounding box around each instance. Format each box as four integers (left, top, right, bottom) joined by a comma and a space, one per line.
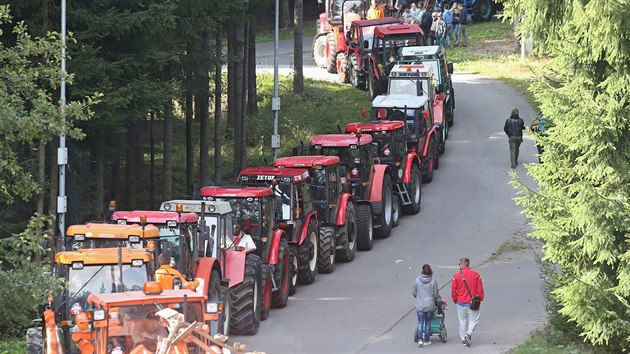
356, 204, 373, 250
26, 327, 43, 354
349, 53, 365, 90
423, 139, 436, 183
218, 286, 231, 335
271, 237, 290, 308
229, 253, 262, 335
434, 138, 441, 170
472, 0, 494, 21
392, 194, 401, 227
402, 165, 422, 215
289, 246, 298, 295
317, 226, 336, 273
375, 174, 393, 239
207, 270, 230, 334
326, 33, 337, 73
439, 124, 447, 154
337, 52, 349, 83
312, 35, 327, 68
260, 266, 271, 321
297, 221, 319, 284
336, 203, 357, 262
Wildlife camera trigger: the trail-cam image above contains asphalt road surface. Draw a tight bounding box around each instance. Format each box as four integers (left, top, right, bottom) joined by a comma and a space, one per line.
241, 38, 547, 354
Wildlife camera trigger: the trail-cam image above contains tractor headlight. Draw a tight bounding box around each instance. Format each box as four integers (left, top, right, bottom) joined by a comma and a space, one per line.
74, 234, 85, 241
72, 262, 84, 270
383, 148, 391, 156
129, 235, 141, 243
117, 219, 127, 225
93, 309, 105, 321
131, 259, 144, 267
166, 220, 178, 228
206, 302, 219, 314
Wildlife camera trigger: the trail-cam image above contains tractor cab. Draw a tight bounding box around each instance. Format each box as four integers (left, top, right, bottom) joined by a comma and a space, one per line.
60, 287, 220, 354
112, 210, 200, 283
50, 248, 153, 353
372, 24, 425, 68
371, 93, 432, 152
388, 64, 436, 98
346, 120, 408, 170
348, 17, 401, 54
65, 223, 160, 251
273, 155, 344, 226
322, 0, 367, 27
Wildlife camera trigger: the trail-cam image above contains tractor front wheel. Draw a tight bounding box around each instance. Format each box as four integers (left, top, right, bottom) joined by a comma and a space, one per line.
297, 221, 319, 284
317, 226, 336, 273
312, 35, 327, 68
402, 165, 422, 215
375, 174, 393, 238
229, 253, 262, 335
26, 328, 43, 354
349, 53, 365, 90
271, 237, 290, 308
392, 194, 401, 227
326, 33, 337, 73
289, 246, 298, 295
260, 266, 271, 321
423, 139, 436, 183
356, 204, 373, 250
336, 203, 357, 262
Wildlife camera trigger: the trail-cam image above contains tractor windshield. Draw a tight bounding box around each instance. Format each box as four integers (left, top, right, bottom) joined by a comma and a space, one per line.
316, 147, 361, 168
68, 265, 147, 315
329, 0, 366, 21
227, 198, 262, 238
371, 131, 396, 161
104, 301, 203, 353
67, 238, 142, 251
374, 34, 423, 63
273, 183, 294, 222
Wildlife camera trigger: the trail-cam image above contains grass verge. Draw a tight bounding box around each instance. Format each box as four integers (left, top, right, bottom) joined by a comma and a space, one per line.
256, 20, 317, 43
510, 328, 599, 354
0, 337, 25, 353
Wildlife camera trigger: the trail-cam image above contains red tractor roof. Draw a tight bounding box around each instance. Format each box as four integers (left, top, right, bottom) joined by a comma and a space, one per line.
374, 24, 423, 38
274, 155, 340, 168
310, 133, 373, 147
239, 167, 310, 183
351, 17, 400, 28
345, 120, 405, 133
112, 210, 198, 224
199, 186, 274, 198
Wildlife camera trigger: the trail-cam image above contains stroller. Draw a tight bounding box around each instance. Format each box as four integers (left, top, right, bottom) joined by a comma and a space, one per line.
413, 299, 448, 343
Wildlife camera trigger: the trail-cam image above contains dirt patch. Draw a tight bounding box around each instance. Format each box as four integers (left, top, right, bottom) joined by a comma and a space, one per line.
487, 225, 543, 264
472, 37, 518, 57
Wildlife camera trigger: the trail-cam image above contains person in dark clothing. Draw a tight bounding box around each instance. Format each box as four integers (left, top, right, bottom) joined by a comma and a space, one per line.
420, 9, 434, 45
503, 108, 526, 168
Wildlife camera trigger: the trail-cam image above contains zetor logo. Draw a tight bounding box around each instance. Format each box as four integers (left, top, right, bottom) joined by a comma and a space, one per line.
256, 175, 275, 181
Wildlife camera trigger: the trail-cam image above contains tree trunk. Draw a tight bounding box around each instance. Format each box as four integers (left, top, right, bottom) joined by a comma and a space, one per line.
227, 28, 235, 138
185, 43, 194, 198
125, 122, 144, 210
293, 0, 305, 93
163, 103, 173, 201
214, 27, 223, 185
95, 132, 105, 221
247, 19, 257, 116
281, 0, 291, 28
240, 23, 249, 171
231, 25, 245, 177
198, 31, 211, 188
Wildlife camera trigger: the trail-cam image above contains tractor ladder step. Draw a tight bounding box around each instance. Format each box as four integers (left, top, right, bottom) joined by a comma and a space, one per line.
395, 183, 412, 205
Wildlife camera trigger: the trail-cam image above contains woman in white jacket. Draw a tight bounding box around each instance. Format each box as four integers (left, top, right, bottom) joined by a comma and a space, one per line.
412, 264, 440, 347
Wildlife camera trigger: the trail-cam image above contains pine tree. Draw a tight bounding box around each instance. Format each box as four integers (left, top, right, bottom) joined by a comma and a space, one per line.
505, 0, 630, 349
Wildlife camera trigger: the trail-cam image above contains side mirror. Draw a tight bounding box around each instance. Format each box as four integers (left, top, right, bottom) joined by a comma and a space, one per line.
447, 62, 454, 74
371, 142, 379, 157
339, 165, 347, 177
363, 40, 369, 49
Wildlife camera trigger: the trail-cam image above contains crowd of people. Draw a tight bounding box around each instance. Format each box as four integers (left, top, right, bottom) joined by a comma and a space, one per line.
367, 0, 469, 47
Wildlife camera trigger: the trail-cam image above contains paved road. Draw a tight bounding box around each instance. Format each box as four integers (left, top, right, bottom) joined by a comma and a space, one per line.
240, 38, 547, 354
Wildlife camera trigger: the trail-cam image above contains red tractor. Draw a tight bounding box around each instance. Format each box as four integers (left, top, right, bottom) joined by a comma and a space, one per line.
309, 133, 392, 242
273, 156, 358, 265
237, 166, 333, 289
197, 186, 292, 317
370, 92, 441, 182
338, 17, 400, 88
313, 0, 368, 73
157, 200, 261, 335
365, 23, 425, 98
345, 120, 423, 217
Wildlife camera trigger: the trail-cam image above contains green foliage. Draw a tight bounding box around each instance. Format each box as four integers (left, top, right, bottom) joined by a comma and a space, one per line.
0, 5, 98, 204
0, 337, 25, 352
0, 214, 65, 338
505, 0, 630, 349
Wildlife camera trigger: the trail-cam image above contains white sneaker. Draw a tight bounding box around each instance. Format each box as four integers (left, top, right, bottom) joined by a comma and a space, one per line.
418, 340, 424, 347
424, 341, 432, 346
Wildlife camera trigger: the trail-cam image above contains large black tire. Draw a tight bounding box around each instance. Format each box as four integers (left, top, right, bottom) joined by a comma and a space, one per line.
218, 286, 231, 335
260, 266, 271, 321
336, 203, 357, 262
207, 270, 230, 335
289, 246, 298, 295
26, 327, 43, 354
392, 194, 401, 228
326, 32, 337, 73
229, 253, 262, 335
374, 174, 393, 239
271, 237, 290, 308
297, 221, 319, 284
447, 96, 455, 128
472, 0, 494, 21
434, 137, 441, 170
422, 138, 436, 183
317, 226, 336, 273
356, 204, 373, 250
402, 165, 422, 215
312, 35, 327, 68
349, 53, 366, 90
337, 52, 349, 84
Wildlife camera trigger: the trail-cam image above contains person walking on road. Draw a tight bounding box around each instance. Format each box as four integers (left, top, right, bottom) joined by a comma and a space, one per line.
412, 264, 440, 347
503, 108, 526, 168
452, 258, 484, 347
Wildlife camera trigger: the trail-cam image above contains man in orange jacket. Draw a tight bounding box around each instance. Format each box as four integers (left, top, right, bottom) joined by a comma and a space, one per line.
155, 254, 199, 291
451, 257, 484, 347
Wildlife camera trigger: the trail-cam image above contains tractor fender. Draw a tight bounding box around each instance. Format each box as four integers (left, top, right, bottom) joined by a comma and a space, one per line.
334, 27, 348, 53
367, 56, 381, 80
432, 95, 446, 126
266, 228, 286, 265
403, 153, 422, 183
335, 193, 353, 226
222, 250, 248, 288
422, 127, 438, 157
194, 257, 223, 295
318, 13, 330, 33
298, 211, 318, 245
367, 164, 390, 203
44, 309, 62, 354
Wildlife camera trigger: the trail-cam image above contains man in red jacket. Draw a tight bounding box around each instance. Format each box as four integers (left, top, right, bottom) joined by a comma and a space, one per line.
451, 257, 484, 347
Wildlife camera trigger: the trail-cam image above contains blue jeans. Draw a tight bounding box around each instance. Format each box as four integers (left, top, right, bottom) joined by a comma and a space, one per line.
417, 310, 433, 342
